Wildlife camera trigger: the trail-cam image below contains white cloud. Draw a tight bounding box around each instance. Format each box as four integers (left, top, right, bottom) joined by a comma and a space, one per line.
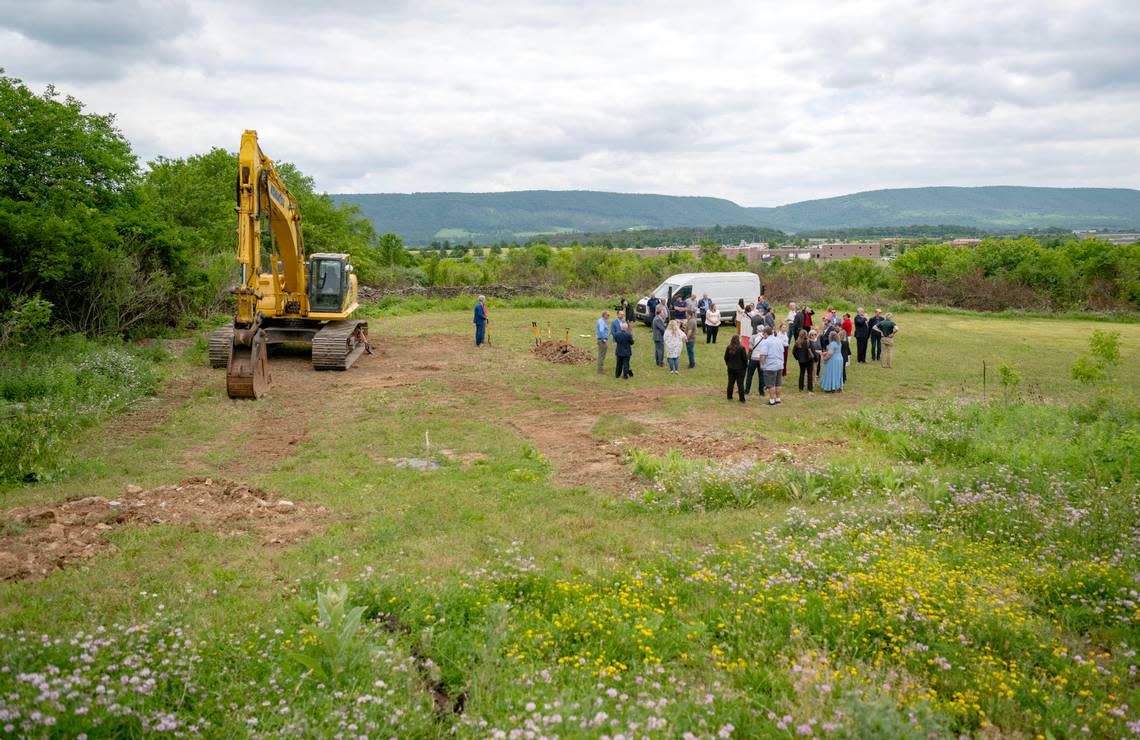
2, 0, 1138, 204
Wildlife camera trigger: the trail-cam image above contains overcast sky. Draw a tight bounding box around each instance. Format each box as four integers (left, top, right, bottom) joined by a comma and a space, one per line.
3, 0, 1139, 204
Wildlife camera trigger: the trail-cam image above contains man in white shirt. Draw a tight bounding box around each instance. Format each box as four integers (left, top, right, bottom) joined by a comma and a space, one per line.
757, 328, 786, 405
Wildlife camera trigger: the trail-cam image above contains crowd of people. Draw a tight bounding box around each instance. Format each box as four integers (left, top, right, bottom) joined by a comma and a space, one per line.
584, 293, 899, 403
471, 292, 900, 401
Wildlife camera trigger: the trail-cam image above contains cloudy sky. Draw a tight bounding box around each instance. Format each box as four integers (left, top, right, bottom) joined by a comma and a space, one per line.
3, 0, 1139, 204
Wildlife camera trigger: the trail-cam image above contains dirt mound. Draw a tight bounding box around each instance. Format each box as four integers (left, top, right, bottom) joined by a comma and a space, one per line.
533, 340, 593, 365
0, 478, 324, 582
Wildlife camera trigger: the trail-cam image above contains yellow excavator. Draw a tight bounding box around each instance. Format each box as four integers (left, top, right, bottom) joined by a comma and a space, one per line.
209, 130, 370, 398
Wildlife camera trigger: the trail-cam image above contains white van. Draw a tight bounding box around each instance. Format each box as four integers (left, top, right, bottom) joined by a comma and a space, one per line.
634, 272, 762, 325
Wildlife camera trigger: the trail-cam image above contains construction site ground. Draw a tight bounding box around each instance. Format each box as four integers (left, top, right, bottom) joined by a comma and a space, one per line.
0, 305, 1119, 622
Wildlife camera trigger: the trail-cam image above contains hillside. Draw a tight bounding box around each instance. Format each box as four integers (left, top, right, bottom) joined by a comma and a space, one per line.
757, 186, 1140, 233
333, 186, 1140, 244
334, 190, 757, 244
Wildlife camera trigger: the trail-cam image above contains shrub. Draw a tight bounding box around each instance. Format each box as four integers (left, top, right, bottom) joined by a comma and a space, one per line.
0, 338, 158, 482
0, 295, 53, 347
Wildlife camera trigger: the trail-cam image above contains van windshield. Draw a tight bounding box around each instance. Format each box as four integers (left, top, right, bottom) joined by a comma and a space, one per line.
651, 281, 676, 299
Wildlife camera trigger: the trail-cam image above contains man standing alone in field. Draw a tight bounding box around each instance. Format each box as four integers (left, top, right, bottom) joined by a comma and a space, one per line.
652, 306, 668, 367
596, 310, 610, 374
473, 295, 488, 347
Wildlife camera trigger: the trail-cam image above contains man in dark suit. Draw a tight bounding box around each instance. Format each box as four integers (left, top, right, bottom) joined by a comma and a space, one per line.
868, 308, 884, 361
854, 307, 870, 363
791, 303, 805, 340
614, 322, 635, 379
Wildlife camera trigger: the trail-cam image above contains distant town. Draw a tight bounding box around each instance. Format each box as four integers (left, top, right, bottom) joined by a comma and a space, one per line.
624, 229, 1140, 263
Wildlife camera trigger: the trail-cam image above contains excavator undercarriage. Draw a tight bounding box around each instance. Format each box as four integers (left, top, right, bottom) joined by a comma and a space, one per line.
209, 318, 370, 398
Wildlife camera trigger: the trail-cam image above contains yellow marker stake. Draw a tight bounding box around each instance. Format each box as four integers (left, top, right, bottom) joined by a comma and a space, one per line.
532, 321, 540, 345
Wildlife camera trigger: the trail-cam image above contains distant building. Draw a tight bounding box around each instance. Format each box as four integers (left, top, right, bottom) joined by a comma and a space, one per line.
624, 240, 881, 262
724, 242, 769, 261
945, 238, 983, 247
1073, 230, 1140, 245
819, 242, 880, 259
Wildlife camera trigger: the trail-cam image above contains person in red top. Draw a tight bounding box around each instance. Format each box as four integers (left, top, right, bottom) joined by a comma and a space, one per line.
841, 312, 854, 337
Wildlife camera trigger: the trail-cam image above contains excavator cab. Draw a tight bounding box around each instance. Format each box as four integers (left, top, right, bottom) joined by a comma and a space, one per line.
308, 253, 352, 313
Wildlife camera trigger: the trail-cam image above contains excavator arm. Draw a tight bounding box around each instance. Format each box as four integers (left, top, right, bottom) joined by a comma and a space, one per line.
218, 130, 370, 399
228, 130, 310, 398
234, 129, 307, 327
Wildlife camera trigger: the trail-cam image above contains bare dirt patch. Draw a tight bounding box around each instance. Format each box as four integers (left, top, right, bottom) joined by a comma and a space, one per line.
0, 478, 325, 581
507, 385, 853, 492
533, 340, 593, 365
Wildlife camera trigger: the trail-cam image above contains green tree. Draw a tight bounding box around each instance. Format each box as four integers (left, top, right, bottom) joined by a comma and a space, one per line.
697, 239, 721, 259
141, 148, 234, 253
0, 73, 137, 209
0, 72, 185, 334
376, 232, 410, 267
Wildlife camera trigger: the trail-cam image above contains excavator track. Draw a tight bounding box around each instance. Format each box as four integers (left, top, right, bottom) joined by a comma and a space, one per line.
312, 320, 370, 370
208, 325, 234, 368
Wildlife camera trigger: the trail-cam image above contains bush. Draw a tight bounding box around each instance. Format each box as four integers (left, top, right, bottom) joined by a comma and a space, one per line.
0, 294, 53, 347
893, 239, 1140, 311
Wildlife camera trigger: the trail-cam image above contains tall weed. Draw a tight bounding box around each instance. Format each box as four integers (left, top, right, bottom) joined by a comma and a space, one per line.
849, 397, 1138, 483
0, 337, 159, 483
633, 451, 920, 512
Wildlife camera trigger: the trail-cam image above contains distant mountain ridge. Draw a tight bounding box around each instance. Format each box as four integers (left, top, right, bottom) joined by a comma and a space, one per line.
332, 186, 1140, 245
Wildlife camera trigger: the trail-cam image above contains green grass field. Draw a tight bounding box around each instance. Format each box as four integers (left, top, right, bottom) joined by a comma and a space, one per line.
1, 305, 1137, 737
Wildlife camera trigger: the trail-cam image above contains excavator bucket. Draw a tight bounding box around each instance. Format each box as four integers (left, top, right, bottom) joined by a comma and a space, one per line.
226, 331, 270, 399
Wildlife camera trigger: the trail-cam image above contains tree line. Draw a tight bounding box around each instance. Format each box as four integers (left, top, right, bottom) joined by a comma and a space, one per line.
0, 72, 401, 341
2, 71, 1137, 347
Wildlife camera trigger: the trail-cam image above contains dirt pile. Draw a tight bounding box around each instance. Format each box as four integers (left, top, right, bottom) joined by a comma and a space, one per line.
0, 478, 324, 582
533, 340, 593, 365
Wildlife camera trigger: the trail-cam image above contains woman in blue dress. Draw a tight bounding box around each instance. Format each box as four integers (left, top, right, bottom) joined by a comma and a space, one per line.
820, 329, 846, 392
